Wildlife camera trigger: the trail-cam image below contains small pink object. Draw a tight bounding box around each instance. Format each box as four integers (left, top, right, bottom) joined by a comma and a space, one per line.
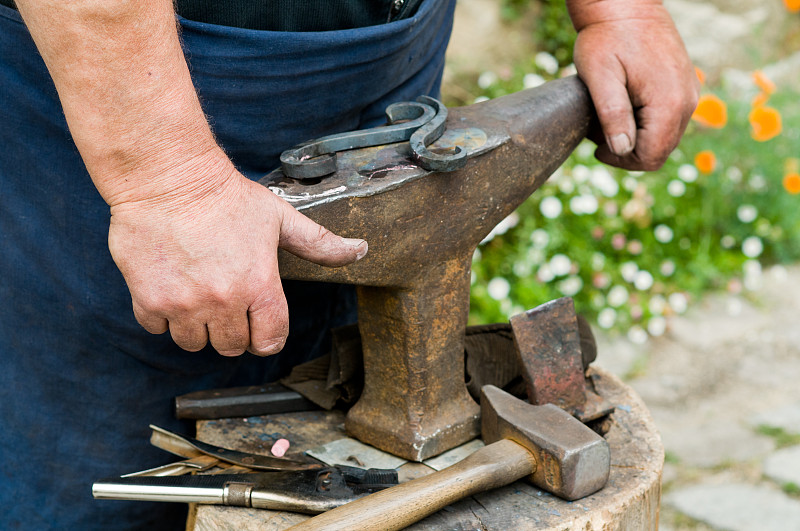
271, 438, 290, 457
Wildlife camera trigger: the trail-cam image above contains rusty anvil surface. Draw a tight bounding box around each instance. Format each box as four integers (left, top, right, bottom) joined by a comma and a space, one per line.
259, 76, 595, 461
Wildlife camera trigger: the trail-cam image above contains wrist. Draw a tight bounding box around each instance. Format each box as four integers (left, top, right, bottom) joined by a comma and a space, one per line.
103, 142, 239, 212
567, 0, 666, 31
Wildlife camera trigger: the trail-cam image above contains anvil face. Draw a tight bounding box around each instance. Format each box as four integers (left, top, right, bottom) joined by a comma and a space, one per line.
261, 77, 594, 461
261, 126, 500, 211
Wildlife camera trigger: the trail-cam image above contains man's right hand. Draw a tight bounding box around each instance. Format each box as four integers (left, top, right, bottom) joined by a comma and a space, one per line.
107, 149, 367, 357
14, 0, 369, 356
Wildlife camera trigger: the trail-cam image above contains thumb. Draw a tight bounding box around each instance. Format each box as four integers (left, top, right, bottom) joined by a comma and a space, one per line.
577, 52, 637, 157
276, 199, 368, 267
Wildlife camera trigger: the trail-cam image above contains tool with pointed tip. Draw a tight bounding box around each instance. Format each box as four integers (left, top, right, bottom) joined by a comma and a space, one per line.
511, 297, 615, 422
286, 385, 610, 531
93, 426, 400, 513
263, 76, 595, 461
149, 425, 321, 472
92, 466, 398, 514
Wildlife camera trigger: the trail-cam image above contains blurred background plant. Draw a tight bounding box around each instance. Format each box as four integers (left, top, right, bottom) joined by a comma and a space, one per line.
446, 0, 800, 343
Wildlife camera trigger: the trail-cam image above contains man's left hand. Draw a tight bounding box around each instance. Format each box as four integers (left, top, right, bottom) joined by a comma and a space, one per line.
568, 1, 699, 170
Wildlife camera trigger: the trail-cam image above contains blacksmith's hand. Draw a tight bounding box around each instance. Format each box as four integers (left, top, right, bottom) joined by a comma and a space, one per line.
567, 0, 699, 170
17, 0, 367, 357
108, 156, 367, 357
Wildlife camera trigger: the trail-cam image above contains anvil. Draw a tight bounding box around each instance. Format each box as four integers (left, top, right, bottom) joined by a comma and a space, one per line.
260, 76, 595, 461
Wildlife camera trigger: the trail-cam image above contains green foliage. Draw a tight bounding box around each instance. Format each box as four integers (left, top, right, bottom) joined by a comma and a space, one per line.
499, 0, 532, 21
783, 482, 800, 497
531, 0, 575, 66
469, 73, 800, 340
500, 0, 575, 65
756, 425, 800, 449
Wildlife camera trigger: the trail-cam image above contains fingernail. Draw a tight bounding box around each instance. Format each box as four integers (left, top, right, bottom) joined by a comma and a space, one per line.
608, 133, 633, 156
345, 238, 368, 260
250, 339, 285, 356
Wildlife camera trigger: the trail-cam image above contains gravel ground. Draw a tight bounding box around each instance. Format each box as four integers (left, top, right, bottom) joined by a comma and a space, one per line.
597, 264, 800, 530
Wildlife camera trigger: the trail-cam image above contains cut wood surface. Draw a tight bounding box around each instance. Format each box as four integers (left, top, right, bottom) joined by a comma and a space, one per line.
189, 368, 663, 531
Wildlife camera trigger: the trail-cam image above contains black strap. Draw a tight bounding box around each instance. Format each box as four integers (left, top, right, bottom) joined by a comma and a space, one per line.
174, 0, 424, 31
1, 0, 426, 31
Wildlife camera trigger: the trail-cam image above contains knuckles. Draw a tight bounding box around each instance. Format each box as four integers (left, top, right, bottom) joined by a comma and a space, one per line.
307, 223, 335, 250
167, 324, 209, 352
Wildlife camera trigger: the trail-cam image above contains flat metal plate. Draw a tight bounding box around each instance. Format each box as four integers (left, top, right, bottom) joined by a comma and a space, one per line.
422, 439, 485, 471
306, 437, 408, 470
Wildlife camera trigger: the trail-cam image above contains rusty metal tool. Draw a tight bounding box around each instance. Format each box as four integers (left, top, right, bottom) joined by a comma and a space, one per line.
280, 96, 464, 179
510, 297, 614, 422
149, 425, 322, 472
93, 466, 398, 514
94, 426, 400, 513
286, 385, 610, 531
408, 95, 466, 171
174, 382, 319, 420
263, 76, 595, 461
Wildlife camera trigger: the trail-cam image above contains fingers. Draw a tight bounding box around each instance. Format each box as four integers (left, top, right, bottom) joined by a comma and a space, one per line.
207, 311, 250, 357
132, 300, 169, 334
136, 301, 286, 357
576, 47, 637, 158
246, 267, 289, 357
593, 79, 699, 171
168, 319, 210, 353
134, 295, 265, 357
594, 103, 682, 171
573, 14, 699, 172
276, 200, 368, 267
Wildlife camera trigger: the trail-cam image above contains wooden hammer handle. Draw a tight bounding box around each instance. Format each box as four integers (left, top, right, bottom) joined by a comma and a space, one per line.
288, 439, 536, 531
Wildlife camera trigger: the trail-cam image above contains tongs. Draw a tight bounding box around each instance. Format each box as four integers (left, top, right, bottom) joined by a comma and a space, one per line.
92, 425, 398, 514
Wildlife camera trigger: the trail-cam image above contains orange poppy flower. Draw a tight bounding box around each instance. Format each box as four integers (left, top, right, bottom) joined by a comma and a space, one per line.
752, 70, 776, 95
751, 92, 770, 108
784, 0, 800, 12
783, 173, 800, 194
692, 94, 727, 128
695, 66, 706, 86
694, 150, 716, 174
749, 106, 782, 141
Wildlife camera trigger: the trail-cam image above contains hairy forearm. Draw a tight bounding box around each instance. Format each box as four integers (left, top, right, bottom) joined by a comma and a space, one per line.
15, 0, 224, 207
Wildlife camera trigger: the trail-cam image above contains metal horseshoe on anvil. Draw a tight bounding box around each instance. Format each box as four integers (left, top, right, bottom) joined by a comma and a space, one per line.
261, 75, 595, 462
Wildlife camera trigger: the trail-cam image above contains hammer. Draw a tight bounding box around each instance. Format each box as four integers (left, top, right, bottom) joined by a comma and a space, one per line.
286, 385, 610, 531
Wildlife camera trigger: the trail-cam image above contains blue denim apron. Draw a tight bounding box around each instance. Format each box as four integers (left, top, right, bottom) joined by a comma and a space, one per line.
0, 1, 455, 528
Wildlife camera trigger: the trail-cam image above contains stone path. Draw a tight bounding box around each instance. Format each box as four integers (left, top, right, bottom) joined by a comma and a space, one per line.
597, 265, 800, 530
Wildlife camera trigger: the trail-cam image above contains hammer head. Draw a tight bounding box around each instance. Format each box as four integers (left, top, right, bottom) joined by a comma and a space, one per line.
480, 385, 610, 500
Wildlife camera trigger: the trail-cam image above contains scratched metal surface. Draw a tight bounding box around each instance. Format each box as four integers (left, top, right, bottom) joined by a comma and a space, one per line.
191, 368, 663, 531
261, 126, 501, 210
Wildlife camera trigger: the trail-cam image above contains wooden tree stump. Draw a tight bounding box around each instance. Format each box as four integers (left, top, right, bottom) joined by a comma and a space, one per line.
188, 367, 663, 531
